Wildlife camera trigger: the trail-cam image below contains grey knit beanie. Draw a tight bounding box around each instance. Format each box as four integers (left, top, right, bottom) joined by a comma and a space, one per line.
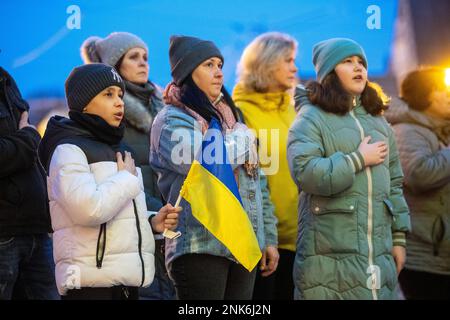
65, 63, 125, 112
81, 32, 148, 67
169, 35, 224, 86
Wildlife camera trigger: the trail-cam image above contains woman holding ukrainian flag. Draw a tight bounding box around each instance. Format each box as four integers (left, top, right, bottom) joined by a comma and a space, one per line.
150, 35, 279, 300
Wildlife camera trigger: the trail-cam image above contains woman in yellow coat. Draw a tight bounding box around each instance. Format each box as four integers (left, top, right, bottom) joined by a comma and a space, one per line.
233, 32, 298, 300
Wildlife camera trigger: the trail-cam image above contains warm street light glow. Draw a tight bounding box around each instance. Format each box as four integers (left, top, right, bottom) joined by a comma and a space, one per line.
445, 68, 450, 86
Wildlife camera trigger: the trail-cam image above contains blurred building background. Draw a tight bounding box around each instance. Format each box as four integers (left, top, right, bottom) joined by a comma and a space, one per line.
376, 0, 450, 97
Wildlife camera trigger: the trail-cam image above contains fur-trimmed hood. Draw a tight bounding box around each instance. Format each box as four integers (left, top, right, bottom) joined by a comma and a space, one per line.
385, 97, 450, 145
123, 81, 164, 133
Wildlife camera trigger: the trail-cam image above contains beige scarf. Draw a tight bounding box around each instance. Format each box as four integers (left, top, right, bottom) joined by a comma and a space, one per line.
163, 81, 236, 134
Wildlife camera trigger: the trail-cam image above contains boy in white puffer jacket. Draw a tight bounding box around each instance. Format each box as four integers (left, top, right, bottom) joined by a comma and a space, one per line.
39, 63, 181, 299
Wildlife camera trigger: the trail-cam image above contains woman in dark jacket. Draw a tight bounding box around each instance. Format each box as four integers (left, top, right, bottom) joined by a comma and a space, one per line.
385, 67, 450, 300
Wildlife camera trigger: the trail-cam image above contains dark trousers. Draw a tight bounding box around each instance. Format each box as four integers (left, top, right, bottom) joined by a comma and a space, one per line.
252, 248, 295, 300
62, 286, 139, 300
169, 254, 257, 300
399, 268, 450, 300
0, 234, 59, 300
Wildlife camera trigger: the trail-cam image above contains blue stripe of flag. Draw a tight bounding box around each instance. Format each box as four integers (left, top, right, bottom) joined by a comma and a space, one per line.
198, 118, 243, 205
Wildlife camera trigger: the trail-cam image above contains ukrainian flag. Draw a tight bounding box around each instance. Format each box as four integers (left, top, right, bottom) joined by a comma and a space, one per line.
179, 118, 262, 272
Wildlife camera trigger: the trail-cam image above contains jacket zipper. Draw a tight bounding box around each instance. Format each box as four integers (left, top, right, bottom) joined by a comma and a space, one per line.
349, 109, 378, 300
96, 223, 107, 268
132, 199, 145, 287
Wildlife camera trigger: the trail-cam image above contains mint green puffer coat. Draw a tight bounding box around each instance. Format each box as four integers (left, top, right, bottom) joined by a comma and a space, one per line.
287, 88, 411, 300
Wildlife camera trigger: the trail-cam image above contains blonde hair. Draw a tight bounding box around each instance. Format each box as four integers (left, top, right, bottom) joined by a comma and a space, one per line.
368, 81, 391, 108
237, 32, 297, 92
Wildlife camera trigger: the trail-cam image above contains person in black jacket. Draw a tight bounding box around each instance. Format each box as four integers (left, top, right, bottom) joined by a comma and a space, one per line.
0, 66, 58, 300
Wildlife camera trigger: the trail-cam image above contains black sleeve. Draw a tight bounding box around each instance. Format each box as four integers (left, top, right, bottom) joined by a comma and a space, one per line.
0, 127, 41, 178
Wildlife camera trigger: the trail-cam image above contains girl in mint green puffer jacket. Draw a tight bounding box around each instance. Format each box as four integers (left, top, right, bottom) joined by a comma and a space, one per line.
288, 38, 411, 300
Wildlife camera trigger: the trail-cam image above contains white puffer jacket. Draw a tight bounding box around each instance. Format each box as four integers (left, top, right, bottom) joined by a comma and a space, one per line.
47, 143, 155, 295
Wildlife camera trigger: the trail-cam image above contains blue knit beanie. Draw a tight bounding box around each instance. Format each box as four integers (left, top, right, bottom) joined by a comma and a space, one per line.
312, 38, 368, 83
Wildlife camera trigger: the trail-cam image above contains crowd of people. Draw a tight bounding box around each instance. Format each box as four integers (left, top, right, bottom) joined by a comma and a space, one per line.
1, 30, 449, 300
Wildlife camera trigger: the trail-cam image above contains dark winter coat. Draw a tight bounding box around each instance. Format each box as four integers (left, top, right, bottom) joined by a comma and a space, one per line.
0, 67, 51, 236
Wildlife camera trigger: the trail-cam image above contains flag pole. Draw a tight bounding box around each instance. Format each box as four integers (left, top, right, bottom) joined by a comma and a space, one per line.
162, 193, 182, 239
174, 193, 182, 208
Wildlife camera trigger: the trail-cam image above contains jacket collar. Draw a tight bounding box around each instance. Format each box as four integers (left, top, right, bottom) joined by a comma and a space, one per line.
232, 83, 292, 112
385, 97, 450, 144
